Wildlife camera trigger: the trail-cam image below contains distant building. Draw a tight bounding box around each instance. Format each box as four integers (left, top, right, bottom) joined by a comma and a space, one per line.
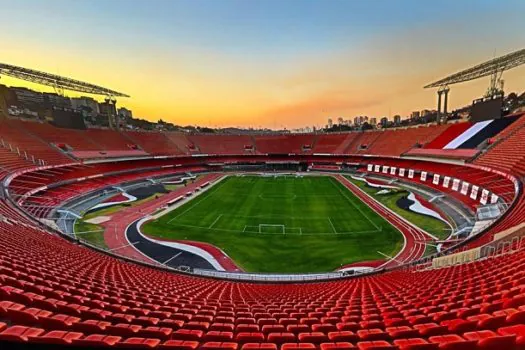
393, 115, 401, 124
420, 109, 431, 117
71, 97, 100, 117
99, 100, 118, 128
327, 118, 333, 128
380, 117, 388, 127
11, 87, 44, 106
43, 93, 71, 109
118, 107, 133, 119
411, 111, 421, 120
99, 100, 117, 117
369, 117, 377, 126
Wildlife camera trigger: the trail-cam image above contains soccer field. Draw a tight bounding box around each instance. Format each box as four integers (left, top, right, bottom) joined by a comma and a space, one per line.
142, 175, 403, 273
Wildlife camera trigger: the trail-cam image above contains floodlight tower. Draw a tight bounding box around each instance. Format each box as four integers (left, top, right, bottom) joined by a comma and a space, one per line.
425, 48, 525, 120
486, 66, 505, 98
110, 96, 119, 130
0, 62, 129, 127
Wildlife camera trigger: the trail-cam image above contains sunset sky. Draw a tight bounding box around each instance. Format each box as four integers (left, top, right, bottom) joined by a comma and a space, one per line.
1, 0, 525, 129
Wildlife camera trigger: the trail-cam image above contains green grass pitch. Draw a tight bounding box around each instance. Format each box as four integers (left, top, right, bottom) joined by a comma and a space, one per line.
142, 175, 403, 273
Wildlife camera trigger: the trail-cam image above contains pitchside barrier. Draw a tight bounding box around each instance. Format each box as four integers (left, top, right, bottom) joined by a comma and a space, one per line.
193, 269, 348, 281
432, 222, 525, 269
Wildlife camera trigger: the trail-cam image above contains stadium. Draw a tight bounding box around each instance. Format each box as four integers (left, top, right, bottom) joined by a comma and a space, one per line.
2, 2, 525, 349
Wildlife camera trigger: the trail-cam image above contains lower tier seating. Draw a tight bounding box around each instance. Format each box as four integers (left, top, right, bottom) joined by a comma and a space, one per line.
1, 211, 525, 348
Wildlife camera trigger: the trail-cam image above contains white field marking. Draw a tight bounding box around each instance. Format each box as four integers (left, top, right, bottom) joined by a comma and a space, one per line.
258, 194, 297, 200
218, 193, 340, 198
166, 177, 228, 224
208, 214, 223, 229
328, 217, 338, 234
162, 252, 182, 265
109, 241, 139, 252
170, 218, 382, 236
337, 175, 435, 269
329, 177, 381, 230
258, 223, 285, 234
339, 175, 438, 241
285, 227, 302, 235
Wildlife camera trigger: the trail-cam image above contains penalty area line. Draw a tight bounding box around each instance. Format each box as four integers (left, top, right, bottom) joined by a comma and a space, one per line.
328, 217, 338, 234
208, 214, 223, 229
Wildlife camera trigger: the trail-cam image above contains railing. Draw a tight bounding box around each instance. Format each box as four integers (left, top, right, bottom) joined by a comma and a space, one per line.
0, 138, 45, 166
192, 269, 348, 282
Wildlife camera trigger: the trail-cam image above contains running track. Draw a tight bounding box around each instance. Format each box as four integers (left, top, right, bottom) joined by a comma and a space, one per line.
333, 174, 435, 269
101, 173, 238, 269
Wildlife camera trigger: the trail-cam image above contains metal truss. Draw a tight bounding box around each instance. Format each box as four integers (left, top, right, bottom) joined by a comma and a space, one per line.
424, 48, 525, 88
0, 62, 129, 97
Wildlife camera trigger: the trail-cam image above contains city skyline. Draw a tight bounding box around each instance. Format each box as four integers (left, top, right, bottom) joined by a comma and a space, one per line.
1, 0, 525, 128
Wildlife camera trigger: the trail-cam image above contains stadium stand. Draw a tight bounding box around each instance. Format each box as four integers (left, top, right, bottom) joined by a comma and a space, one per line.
124, 131, 184, 155
487, 112, 525, 143
1, 115, 525, 349
474, 117, 525, 176
15, 120, 102, 151
254, 135, 315, 154
354, 132, 383, 154
424, 122, 472, 149
312, 133, 358, 154
1, 213, 525, 349
0, 119, 73, 165
164, 132, 195, 154
84, 128, 138, 151
187, 135, 255, 154
361, 125, 450, 156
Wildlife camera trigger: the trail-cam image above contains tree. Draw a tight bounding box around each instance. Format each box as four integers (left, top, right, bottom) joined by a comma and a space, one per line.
361, 122, 373, 131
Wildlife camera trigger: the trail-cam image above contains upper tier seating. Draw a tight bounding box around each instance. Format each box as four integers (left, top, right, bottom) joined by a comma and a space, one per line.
312, 134, 359, 154
353, 132, 383, 154
0, 148, 33, 178
124, 131, 184, 155
474, 122, 525, 176
14, 120, 102, 151
424, 122, 472, 149
164, 133, 194, 154
362, 125, 450, 156
188, 135, 255, 154
84, 128, 136, 151
486, 113, 525, 144
254, 135, 316, 154
0, 119, 73, 165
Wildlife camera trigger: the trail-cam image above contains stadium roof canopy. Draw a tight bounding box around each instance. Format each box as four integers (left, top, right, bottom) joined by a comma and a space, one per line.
424, 48, 525, 88
0, 62, 130, 97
